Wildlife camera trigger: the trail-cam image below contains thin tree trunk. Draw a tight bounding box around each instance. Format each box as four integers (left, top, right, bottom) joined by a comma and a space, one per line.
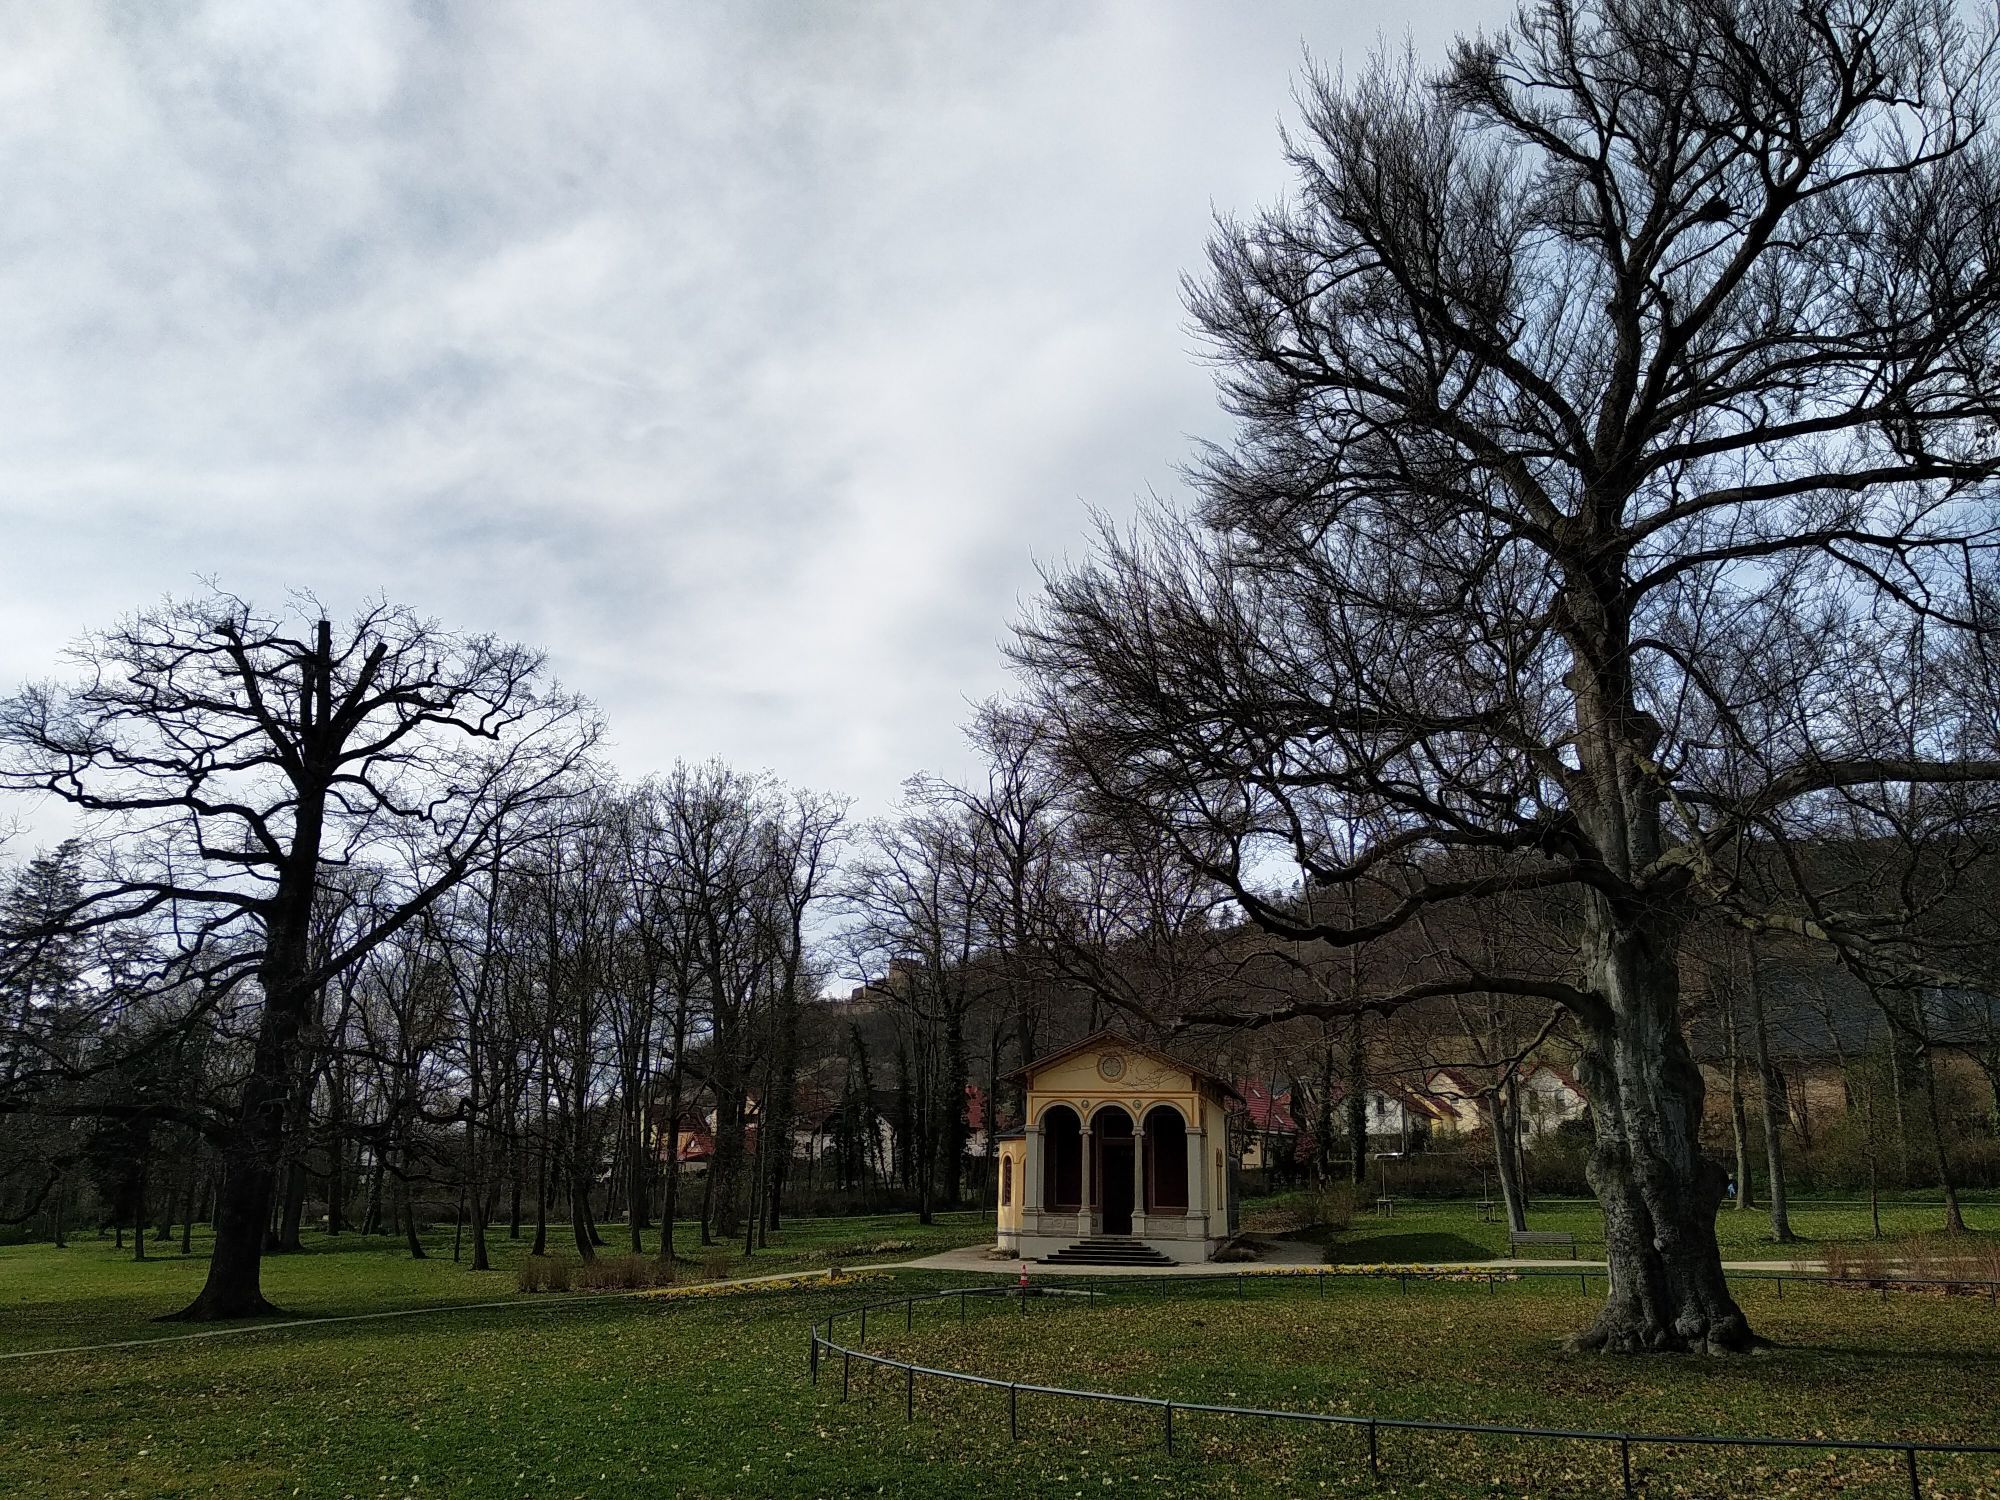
508, 1130, 523, 1240
1722, 986, 1754, 1211
1345, 1019, 1368, 1186
657, 1062, 685, 1266
132, 1147, 149, 1262
1491, 1084, 1527, 1233
363, 1148, 385, 1236
401, 1170, 427, 1260
1860, 1082, 1883, 1239
274, 1157, 308, 1252
1889, 1041, 1911, 1181
1917, 1044, 1966, 1233
1746, 971, 1794, 1243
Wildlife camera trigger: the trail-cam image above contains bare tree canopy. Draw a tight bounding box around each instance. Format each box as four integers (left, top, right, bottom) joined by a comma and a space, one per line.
0, 590, 601, 1318
1014, 0, 2000, 1353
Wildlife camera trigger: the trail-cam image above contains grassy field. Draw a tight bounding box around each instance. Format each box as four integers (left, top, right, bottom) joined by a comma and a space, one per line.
1306, 1194, 2000, 1265
0, 1211, 991, 1354
4, 1206, 1999, 1496
853, 1275, 2000, 1496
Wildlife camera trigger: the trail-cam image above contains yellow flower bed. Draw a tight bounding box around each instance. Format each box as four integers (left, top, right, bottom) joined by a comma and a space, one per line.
642, 1268, 894, 1302
1225, 1263, 1516, 1283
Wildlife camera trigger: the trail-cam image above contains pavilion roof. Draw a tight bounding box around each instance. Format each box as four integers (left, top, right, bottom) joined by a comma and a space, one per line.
1007, 1027, 1243, 1103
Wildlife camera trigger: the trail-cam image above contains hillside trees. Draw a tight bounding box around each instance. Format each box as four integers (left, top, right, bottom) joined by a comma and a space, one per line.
1013, 0, 2000, 1352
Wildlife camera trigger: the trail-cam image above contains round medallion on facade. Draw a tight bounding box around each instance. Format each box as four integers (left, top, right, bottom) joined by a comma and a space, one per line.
1097, 1052, 1126, 1082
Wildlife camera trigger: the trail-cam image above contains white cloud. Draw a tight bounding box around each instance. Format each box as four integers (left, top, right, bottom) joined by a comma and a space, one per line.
0, 0, 1506, 825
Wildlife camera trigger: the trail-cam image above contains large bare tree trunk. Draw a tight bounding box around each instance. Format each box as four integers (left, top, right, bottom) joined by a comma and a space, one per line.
1571, 913, 1752, 1354
166, 919, 317, 1319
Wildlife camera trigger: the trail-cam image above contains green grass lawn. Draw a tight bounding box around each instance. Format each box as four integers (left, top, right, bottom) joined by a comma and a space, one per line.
4, 1207, 1998, 1496
2, 1258, 1996, 1497
855, 1276, 2000, 1497
1308, 1194, 2000, 1265
0, 1210, 991, 1355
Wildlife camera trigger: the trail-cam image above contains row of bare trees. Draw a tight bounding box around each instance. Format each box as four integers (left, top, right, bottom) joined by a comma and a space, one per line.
0, 591, 1244, 1321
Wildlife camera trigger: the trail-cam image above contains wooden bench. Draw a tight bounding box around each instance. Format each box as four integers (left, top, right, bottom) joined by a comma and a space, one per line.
1508, 1229, 1577, 1259
1373, 1196, 1396, 1219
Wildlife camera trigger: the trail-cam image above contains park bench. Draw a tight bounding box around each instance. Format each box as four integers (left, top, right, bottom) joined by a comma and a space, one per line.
1508, 1228, 1577, 1259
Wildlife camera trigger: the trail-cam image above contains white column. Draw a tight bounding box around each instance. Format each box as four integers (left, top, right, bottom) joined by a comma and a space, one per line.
1022, 1126, 1043, 1233
1130, 1130, 1147, 1239
1185, 1126, 1208, 1242
1077, 1124, 1095, 1236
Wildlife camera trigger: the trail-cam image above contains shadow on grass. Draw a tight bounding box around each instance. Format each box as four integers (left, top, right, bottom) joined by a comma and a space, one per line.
1326, 1231, 1495, 1263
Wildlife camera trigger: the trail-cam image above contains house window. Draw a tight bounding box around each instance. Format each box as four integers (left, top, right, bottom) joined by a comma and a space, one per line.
1001, 1158, 1013, 1206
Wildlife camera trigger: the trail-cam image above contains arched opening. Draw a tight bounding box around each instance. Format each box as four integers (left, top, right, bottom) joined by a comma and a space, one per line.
1093, 1106, 1135, 1235
1144, 1106, 1188, 1212
1000, 1156, 1013, 1207
1041, 1105, 1082, 1211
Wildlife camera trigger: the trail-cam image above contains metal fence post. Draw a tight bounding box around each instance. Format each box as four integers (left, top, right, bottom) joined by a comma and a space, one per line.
860, 1307, 868, 1347
1367, 1419, 1379, 1477
1906, 1446, 1921, 1500
842, 1351, 851, 1401
1164, 1401, 1174, 1454
905, 1364, 914, 1422
1620, 1439, 1633, 1498
1777, 1276, 1785, 1299
810, 1330, 819, 1384
1009, 1383, 1019, 1440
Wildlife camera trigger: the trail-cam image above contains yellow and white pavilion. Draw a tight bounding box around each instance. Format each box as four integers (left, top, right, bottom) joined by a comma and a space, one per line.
994, 1030, 1240, 1264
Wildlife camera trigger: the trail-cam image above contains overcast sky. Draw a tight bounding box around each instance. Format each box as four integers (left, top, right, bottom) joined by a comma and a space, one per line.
1, 1, 1503, 828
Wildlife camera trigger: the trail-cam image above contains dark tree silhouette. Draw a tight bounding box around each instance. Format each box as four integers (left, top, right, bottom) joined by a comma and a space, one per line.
1014, 0, 2000, 1352
1, 592, 598, 1319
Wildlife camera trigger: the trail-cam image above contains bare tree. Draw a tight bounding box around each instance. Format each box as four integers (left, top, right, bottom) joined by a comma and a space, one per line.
0, 592, 598, 1319
844, 803, 988, 1224
1013, 0, 2000, 1352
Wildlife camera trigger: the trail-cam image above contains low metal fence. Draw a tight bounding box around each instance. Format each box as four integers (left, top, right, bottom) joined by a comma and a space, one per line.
806, 1269, 2000, 1498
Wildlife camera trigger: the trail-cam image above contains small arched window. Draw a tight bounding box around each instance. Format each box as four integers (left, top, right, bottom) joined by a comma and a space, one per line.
1001, 1158, 1013, 1206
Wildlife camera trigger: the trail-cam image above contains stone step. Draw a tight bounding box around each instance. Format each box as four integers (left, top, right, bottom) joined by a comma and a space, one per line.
1041, 1237, 1177, 1267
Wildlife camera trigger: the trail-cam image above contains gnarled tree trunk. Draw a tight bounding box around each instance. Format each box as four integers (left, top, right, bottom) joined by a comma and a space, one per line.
1571, 912, 1753, 1354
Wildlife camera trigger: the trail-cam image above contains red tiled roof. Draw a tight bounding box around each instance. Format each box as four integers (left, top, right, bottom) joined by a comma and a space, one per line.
1237, 1079, 1298, 1134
